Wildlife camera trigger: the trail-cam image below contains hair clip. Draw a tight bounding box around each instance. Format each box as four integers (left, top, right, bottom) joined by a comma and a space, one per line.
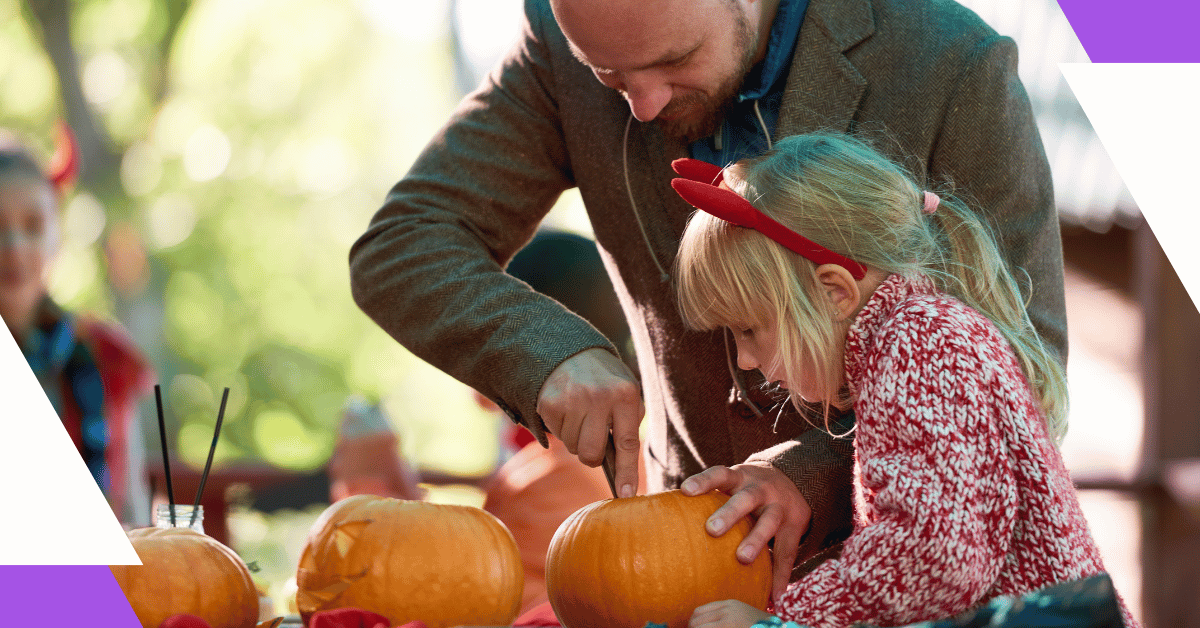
922, 191, 940, 215
671, 158, 868, 280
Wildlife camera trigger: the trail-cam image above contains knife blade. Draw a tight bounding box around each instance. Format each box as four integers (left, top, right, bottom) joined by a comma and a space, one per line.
601, 430, 620, 498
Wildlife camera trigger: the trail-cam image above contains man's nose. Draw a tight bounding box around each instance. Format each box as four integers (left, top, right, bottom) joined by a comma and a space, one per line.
622, 73, 672, 122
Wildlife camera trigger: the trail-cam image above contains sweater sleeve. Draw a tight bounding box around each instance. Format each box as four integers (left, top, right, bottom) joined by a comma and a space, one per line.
774, 311, 1019, 628
348, 0, 618, 442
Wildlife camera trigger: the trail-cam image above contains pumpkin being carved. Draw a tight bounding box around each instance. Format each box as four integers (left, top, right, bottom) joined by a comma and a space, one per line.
545, 490, 772, 628
109, 527, 259, 628
296, 494, 524, 628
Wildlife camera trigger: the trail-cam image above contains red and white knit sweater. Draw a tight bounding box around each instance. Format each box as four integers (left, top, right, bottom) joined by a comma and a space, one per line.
774, 274, 1137, 628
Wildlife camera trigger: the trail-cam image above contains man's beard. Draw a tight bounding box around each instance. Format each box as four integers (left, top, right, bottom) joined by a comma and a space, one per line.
658, 7, 757, 143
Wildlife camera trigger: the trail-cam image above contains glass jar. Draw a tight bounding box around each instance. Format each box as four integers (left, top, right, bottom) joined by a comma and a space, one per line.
155, 503, 205, 533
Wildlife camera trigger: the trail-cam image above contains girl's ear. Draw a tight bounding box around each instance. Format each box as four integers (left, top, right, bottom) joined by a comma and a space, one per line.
815, 264, 861, 321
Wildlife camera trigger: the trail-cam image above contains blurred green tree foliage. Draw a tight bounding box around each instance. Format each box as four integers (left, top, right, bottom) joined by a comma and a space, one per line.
2, 0, 501, 477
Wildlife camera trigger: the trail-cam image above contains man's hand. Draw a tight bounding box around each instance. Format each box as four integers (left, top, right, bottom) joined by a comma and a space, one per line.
681, 463, 811, 603
537, 347, 644, 498
689, 600, 773, 628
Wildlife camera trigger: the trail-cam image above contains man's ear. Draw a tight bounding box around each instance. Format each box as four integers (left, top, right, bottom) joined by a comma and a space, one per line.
815, 264, 861, 321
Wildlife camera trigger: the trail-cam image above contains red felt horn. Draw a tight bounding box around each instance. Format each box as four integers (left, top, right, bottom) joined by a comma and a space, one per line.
46, 120, 79, 193
671, 176, 868, 280
671, 157, 725, 185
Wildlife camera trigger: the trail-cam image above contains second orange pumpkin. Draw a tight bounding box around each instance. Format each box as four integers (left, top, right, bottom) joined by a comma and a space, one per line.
545, 489, 773, 628
295, 495, 524, 628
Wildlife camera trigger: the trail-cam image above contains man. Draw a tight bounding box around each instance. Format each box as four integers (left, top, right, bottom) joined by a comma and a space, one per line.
350, 0, 1064, 601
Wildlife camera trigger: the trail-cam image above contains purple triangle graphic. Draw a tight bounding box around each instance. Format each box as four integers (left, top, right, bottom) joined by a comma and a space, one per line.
1056, 0, 1200, 62
0, 566, 139, 626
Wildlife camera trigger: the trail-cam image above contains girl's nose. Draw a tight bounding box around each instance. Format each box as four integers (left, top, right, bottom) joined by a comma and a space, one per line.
734, 341, 758, 371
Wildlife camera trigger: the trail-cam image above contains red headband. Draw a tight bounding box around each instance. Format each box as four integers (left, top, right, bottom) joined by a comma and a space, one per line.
670, 158, 868, 280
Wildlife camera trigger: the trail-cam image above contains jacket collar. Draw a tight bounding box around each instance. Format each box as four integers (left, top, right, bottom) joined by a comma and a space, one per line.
739, 0, 810, 102
647, 0, 878, 256
777, 0, 875, 137
651, 0, 877, 163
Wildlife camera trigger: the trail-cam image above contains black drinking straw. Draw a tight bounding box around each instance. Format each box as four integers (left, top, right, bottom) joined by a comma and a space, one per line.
191, 387, 230, 528
155, 384, 177, 526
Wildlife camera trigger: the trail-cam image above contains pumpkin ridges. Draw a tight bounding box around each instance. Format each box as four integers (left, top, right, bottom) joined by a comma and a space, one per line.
112, 528, 259, 628
493, 511, 526, 621
297, 496, 523, 628
545, 490, 771, 628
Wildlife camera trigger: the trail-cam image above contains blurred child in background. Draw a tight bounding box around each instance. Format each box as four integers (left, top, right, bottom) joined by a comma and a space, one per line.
1, 125, 153, 525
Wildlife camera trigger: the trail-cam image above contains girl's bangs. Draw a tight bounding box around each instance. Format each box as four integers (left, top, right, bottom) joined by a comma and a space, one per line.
677, 214, 781, 331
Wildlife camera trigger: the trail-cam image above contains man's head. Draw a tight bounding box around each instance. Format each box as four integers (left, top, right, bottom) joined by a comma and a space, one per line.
550, 0, 768, 142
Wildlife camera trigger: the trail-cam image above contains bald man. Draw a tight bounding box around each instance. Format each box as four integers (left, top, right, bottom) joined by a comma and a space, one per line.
350, 0, 1064, 600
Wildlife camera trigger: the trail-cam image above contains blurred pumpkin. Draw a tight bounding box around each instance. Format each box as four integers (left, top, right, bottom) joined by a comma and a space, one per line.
109, 527, 259, 628
545, 489, 772, 628
295, 494, 524, 628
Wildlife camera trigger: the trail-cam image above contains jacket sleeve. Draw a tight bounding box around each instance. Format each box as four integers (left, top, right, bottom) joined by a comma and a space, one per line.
348, 0, 618, 442
932, 34, 1067, 365
773, 319, 1019, 628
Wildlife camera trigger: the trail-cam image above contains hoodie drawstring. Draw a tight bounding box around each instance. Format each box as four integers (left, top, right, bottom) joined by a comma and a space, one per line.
623, 106, 772, 417
726, 100, 772, 418
623, 113, 671, 283
752, 100, 773, 151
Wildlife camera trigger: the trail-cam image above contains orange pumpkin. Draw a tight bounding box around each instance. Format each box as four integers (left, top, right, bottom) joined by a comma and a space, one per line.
296, 494, 524, 628
110, 527, 259, 628
545, 490, 772, 628
482, 437, 618, 616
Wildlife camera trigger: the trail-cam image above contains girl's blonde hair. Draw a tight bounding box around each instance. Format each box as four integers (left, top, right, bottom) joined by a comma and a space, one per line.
675, 133, 1068, 444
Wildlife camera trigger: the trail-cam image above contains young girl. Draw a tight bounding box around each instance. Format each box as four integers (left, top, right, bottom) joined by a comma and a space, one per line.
669, 134, 1137, 628
1, 126, 154, 525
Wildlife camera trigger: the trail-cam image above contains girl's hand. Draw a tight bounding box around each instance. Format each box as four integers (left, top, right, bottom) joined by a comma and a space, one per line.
680, 463, 811, 603
689, 599, 774, 628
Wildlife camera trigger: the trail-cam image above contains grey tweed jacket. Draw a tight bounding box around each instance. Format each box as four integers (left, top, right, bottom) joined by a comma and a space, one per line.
349, 0, 1065, 566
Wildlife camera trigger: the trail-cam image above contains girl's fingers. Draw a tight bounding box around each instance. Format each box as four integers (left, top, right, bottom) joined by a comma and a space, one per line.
707, 476, 765, 537
689, 608, 717, 628
688, 600, 732, 628
770, 514, 804, 602
738, 502, 784, 564
681, 465, 739, 495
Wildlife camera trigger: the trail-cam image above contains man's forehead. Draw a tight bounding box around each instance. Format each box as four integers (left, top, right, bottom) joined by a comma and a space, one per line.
553, 0, 712, 71
566, 38, 699, 74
